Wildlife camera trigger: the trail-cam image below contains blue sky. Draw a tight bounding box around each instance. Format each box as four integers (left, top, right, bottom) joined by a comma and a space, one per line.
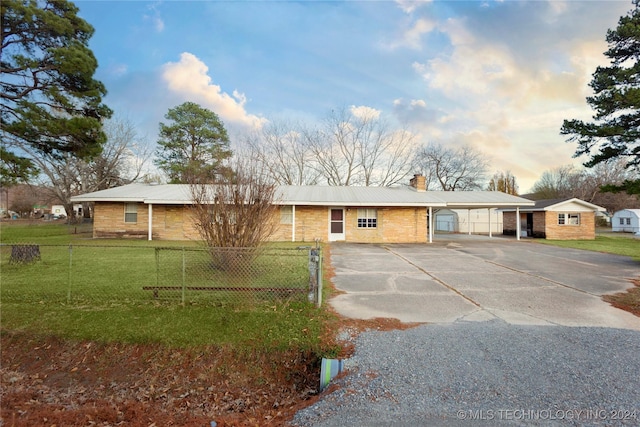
76, 0, 632, 192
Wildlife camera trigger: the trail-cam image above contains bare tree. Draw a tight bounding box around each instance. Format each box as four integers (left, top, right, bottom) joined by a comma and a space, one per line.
190, 160, 279, 270
26, 116, 152, 220
307, 107, 416, 186
528, 165, 578, 199
244, 120, 321, 185
413, 143, 489, 191
355, 112, 416, 187
529, 161, 640, 213
487, 170, 519, 195
308, 109, 360, 185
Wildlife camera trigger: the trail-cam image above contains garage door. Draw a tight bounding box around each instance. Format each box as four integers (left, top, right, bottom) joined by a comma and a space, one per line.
436, 214, 455, 232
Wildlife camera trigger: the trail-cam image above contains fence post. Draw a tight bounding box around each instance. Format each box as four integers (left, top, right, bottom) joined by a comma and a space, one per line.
181, 247, 186, 304
316, 240, 322, 307
316, 245, 323, 308
67, 244, 73, 304
308, 247, 316, 304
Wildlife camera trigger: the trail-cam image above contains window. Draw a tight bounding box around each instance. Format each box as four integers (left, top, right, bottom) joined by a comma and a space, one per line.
212, 209, 236, 225
620, 218, 625, 225
558, 213, 579, 226
357, 209, 377, 228
626, 218, 632, 225
280, 206, 293, 224
124, 203, 137, 223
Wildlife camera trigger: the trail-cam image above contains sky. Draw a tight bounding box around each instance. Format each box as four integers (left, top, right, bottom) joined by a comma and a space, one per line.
76, 0, 633, 192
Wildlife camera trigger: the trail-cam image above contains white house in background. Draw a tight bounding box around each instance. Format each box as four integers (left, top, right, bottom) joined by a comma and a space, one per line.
612, 209, 640, 234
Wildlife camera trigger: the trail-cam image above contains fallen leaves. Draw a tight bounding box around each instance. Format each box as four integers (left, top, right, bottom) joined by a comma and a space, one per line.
1, 331, 320, 426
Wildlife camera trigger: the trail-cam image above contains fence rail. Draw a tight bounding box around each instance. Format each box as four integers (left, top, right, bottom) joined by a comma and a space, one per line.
1, 243, 322, 307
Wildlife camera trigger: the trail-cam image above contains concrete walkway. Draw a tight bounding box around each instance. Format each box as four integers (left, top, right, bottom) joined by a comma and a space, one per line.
328, 236, 640, 330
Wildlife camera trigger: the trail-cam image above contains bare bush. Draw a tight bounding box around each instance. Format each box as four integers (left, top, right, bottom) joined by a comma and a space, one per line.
189, 162, 279, 270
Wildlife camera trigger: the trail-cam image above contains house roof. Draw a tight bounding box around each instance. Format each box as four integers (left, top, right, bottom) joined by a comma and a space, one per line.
501, 198, 605, 212
71, 183, 536, 209
424, 191, 535, 209
277, 185, 448, 207
613, 209, 640, 217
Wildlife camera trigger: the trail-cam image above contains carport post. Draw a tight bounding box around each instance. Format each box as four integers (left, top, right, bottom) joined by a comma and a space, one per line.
291, 205, 296, 242
467, 210, 471, 235
428, 207, 433, 243
148, 203, 153, 241
516, 206, 521, 241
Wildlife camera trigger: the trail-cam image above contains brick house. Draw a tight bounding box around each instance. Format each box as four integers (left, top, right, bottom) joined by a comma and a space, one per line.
71, 175, 535, 243
501, 198, 605, 240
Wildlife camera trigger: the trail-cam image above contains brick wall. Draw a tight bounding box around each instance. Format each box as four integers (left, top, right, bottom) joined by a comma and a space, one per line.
544, 211, 596, 240
93, 202, 430, 243
94, 202, 149, 238
502, 210, 595, 240
380, 207, 427, 243
291, 206, 328, 242
502, 211, 519, 235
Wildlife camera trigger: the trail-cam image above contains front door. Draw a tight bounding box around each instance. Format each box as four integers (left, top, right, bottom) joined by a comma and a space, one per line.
526, 213, 534, 237
329, 208, 345, 241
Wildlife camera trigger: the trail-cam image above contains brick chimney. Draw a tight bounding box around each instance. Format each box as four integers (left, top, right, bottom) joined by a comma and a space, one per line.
409, 174, 426, 192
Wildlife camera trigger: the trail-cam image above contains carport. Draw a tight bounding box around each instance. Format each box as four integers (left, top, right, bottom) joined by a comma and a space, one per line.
424, 191, 535, 242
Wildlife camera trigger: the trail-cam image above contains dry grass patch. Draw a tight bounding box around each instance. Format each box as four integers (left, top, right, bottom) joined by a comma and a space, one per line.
604, 279, 640, 317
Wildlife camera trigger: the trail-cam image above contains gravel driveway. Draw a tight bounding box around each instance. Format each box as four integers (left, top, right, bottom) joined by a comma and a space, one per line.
292, 238, 640, 426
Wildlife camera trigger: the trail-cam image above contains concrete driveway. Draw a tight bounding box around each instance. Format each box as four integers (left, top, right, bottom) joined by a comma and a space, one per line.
328, 236, 640, 329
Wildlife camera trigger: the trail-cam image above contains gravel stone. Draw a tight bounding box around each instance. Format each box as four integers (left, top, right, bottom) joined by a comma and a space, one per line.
292, 319, 640, 426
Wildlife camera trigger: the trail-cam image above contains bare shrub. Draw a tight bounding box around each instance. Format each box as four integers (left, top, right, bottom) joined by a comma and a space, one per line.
190, 161, 279, 271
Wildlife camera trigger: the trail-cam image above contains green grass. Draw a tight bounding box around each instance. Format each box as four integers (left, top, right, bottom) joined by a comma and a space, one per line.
0, 222, 337, 353
535, 234, 640, 262
0, 302, 331, 350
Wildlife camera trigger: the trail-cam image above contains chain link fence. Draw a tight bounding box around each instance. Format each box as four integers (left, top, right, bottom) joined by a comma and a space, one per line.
1, 243, 322, 307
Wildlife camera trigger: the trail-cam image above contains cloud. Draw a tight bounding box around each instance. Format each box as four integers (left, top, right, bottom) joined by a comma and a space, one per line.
144, 2, 165, 32
162, 52, 267, 129
395, 0, 432, 15
399, 18, 438, 49
108, 63, 128, 77
398, 1, 632, 191
350, 105, 381, 120
392, 98, 441, 127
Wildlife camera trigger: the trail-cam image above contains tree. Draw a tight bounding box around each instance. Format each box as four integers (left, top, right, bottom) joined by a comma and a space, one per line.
0, 148, 38, 187
307, 107, 415, 186
244, 120, 321, 185
487, 171, 519, 195
413, 143, 489, 191
154, 102, 232, 183
560, 2, 640, 194
529, 165, 579, 200
26, 116, 152, 220
1, 0, 112, 183
189, 159, 278, 270
529, 161, 639, 213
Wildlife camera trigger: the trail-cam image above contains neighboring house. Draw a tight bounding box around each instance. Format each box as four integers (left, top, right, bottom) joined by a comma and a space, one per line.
501, 198, 606, 240
71, 175, 535, 243
611, 209, 640, 234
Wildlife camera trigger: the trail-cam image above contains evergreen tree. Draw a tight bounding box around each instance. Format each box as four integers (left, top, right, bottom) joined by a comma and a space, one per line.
1, 0, 112, 184
561, 1, 640, 194
155, 102, 232, 183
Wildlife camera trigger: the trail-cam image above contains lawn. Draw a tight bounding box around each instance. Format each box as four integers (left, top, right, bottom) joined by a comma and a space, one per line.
536, 233, 640, 262
0, 221, 339, 353
1, 222, 344, 425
